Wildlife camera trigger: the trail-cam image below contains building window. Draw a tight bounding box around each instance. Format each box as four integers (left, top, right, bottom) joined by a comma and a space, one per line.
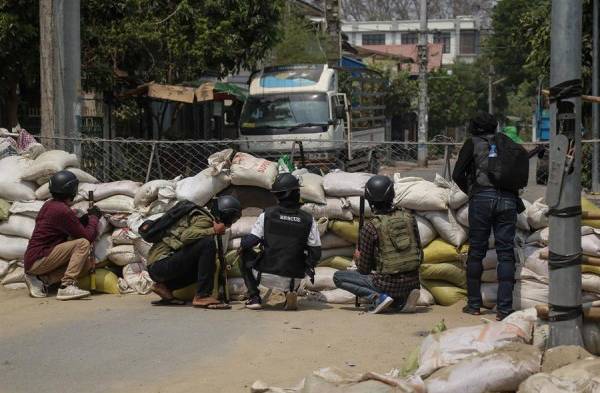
401, 32, 418, 45
362, 33, 385, 45
460, 30, 478, 54
433, 32, 451, 54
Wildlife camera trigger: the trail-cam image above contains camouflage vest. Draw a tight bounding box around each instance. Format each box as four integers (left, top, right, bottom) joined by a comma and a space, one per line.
370, 210, 421, 275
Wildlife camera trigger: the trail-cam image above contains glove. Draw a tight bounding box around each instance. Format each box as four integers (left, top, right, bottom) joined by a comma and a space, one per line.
87, 205, 103, 218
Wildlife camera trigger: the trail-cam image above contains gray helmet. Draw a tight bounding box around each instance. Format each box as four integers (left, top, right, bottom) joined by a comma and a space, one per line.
364, 175, 394, 203
212, 195, 242, 226
49, 170, 79, 198
271, 173, 300, 200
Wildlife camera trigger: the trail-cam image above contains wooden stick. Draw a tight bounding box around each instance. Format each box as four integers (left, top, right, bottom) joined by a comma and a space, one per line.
536, 303, 600, 321
539, 250, 600, 267
542, 89, 600, 104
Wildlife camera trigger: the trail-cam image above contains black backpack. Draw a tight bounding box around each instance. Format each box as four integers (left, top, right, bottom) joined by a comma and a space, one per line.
139, 201, 204, 243
483, 133, 529, 192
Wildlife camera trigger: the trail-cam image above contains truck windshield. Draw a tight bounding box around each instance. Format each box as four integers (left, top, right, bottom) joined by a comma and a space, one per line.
240, 93, 329, 133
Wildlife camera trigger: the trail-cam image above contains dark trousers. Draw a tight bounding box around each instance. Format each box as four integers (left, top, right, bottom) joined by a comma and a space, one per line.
147, 237, 216, 297
240, 248, 261, 298
467, 189, 517, 314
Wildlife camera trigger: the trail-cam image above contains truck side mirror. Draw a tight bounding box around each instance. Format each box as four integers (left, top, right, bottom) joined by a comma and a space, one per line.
335, 104, 346, 120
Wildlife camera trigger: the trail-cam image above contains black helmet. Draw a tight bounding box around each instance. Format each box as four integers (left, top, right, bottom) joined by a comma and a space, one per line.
365, 175, 394, 203
271, 173, 300, 200
212, 195, 242, 226
469, 111, 497, 135
49, 170, 79, 199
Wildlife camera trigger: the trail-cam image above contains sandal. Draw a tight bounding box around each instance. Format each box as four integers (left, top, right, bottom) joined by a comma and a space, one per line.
462, 305, 481, 316
192, 295, 230, 309
151, 298, 186, 306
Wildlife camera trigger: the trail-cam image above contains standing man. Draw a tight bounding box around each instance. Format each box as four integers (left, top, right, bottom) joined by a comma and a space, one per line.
239, 173, 321, 311
453, 111, 523, 321
24, 170, 101, 300
333, 176, 421, 314
146, 195, 241, 309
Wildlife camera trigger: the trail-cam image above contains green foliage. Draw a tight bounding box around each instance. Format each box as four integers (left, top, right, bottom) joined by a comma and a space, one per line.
382, 70, 417, 118
270, 11, 327, 65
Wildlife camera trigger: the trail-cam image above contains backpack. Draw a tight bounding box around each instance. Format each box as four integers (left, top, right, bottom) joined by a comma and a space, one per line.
475, 133, 529, 192
138, 201, 203, 243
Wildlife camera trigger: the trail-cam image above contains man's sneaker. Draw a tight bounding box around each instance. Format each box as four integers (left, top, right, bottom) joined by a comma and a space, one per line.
370, 293, 394, 314
245, 295, 263, 310
284, 292, 298, 311
24, 274, 47, 298
399, 289, 420, 313
56, 284, 91, 301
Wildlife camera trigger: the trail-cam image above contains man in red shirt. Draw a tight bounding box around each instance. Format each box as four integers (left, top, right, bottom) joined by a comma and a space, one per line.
24, 170, 101, 300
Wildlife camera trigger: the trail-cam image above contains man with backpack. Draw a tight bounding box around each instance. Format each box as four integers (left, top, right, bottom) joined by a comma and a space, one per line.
144, 195, 241, 309
238, 173, 321, 311
453, 111, 529, 321
332, 176, 422, 314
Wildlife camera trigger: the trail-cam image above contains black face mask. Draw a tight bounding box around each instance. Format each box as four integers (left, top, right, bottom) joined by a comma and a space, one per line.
278, 189, 301, 209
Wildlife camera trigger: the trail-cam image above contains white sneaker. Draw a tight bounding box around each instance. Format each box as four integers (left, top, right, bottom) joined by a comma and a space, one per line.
399, 289, 420, 313
56, 284, 91, 301
370, 293, 394, 314
25, 274, 47, 298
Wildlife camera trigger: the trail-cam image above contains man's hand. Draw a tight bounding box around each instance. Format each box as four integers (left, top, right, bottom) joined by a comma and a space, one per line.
87, 206, 103, 218
353, 249, 361, 261
213, 222, 226, 235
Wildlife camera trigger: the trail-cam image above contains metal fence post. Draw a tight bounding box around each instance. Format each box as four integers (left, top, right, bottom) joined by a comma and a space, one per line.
593, 0, 600, 193
145, 143, 156, 183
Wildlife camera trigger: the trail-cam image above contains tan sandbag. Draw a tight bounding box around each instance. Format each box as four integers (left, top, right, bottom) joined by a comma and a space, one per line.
393, 174, 448, 211
513, 279, 548, 310
419, 263, 466, 289
420, 279, 467, 306
320, 232, 352, 250
319, 247, 354, 260
176, 169, 230, 206
482, 268, 497, 283
301, 198, 353, 221
416, 215, 437, 246
74, 195, 134, 213
322, 170, 373, 197
78, 268, 120, 294
423, 239, 461, 264
420, 210, 467, 247
35, 167, 98, 186
346, 196, 373, 218
21, 150, 79, 181
0, 156, 36, 201
307, 288, 355, 304
8, 200, 45, 218
518, 358, 600, 393
0, 214, 35, 238
303, 267, 337, 292
317, 256, 353, 270
0, 234, 28, 260
582, 197, 600, 228
527, 197, 549, 230
230, 216, 258, 238
328, 219, 359, 243
133, 179, 175, 207
106, 245, 140, 266
298, 172, 326, 204
0, 199, 10, 221
230, 152, 278, 189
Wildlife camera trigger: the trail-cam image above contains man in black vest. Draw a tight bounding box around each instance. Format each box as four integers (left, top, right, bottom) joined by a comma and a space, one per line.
453, 111, 524, 321
239, 173, 321, 310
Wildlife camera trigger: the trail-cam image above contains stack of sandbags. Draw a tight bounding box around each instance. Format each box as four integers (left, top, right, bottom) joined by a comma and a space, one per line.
420, 239, 468, 306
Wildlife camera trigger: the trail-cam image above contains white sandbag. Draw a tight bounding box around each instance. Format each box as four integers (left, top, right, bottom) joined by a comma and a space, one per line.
420, 210, 468, 247
527, 198, 549, 230
176, 169, 230, 206
94, 233, 113, 262
320, 247, 355, 260
227, 237, 241, 251
482, 282, 498, 308
107, 213, 129, 228
0, 156, 36, 201
518, 358, 600, 393
426, 343, 541, 393
204, 148, 233, 176
0, 235, 28, 260
304, 267, 337, 292
79, 180, 141, 201
0, 258, 10, 279
106, 245, 140, 266
393, 174, 448, 211
298, 173, 326, 204
526, 226, 595, 246
301, 198, 353, 221
448, 182, 469, 210
139, 197, 177, 216
416, 215, 437, 246
133, 179, 175, 208
1, 265, 25, 285
308, 288, 356, 304
455, 204, 469, 227
21, 150, 79, 181
521, 246, 549, 280
582, 234, 600, 257
8, 200, 45, 218
35, 166, 98, 186
518, 199, 532, 231
582, 274, 600, 294
415, 308, 537, 377
583, 320, 600, 356
418, 286, 435, 306
346, 196, 373, 218
320, 233, 352, 250
121, 262, 153, 294
230, 152, 278, 189
513, 279, 548, 310
34, 181, 88, 201
132, 237, 152, 260
322, 170, 373, 197
317, 217, 328, 236
258, 272, 300, 293
0, 214, 35, 238
112, 228, 133, 245
127, 212, 164, 235
230, 216, 258, 238
75, 195, 134, 213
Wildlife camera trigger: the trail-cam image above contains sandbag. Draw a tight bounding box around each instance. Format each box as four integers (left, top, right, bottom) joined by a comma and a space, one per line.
583, 320, 600, 356
582, 197, 600, 228
133, 179, 175, 207
21, 150, 79, 181
8, 200, 45, 218
94, 233, 112, 262
582, 233, 600, 257
423, 239, 461, 264
0, 155, 36, 201
304, 267, 337, 292
176, 169, 230, 206
319, 247, 354, 260
0, 199, 10, 221
112, 228, 133, 245
393, 174, 448, 211
0, 214, 35, 238
322, 170, 373, 197
78, 268, 120, 294
513, 279, 548, 310
455, 204, 469, 227
106, 245, 140, 266
0, 234, 28, 260
75, 195, 134, 213
317, 256, 353, 270
1, 264, 24, 285
230, 216, 258, 238
526, 226, 594, 247
308, 288, 355, 304
415, 308, 537, 377
230, 152, 278, 189
301, 198, 353, 221
0, 258, 10, 279
417, 286, 435, 306
421, 279, 466, 306
481, 268, 497, 283
420, 210, 467, 247
119, 262, 153, 294
527, 198, 549, 230
320, 233, 352, 250
35, 166, 98, 186
346, 196, 373, 218
79, 180, 141, 201
327, 219, 358, 244
426, 343, 541, 393
298, 173, 326, 204
227, 237, 241, 251
482, 249, 499, 269
420, 263, 466, 289
482, 282, 498, 308
107, 213, 129, 228
132, 236, 152, 260
518, 358, 600, 393
448, 181, 468, 210
416, 215, 437, 247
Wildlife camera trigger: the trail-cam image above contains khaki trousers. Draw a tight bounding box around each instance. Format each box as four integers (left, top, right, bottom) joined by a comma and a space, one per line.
29, 239, 92, 286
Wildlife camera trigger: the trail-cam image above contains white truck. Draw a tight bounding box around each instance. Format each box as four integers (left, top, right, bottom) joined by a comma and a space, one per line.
237, 64, 387, 173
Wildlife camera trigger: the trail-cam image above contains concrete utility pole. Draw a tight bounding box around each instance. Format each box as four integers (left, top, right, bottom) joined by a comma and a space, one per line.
417, 0, 429, 167
546, 0, 584, 348
325, 0, 342, 67
488, 65, 494, 114
593, 0, 600, 193
39, 0, 81, 144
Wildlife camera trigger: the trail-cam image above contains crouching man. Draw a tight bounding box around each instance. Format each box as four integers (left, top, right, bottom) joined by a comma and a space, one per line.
239, 173, 321, 310
146, 195, 241, 309
24, 170, 101, 300
333, 176, 421, 314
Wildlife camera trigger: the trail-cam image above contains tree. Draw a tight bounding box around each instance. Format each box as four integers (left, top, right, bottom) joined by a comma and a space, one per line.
0, 0, 39, 128
341, 0, 495, 21
270, 10, 327, 65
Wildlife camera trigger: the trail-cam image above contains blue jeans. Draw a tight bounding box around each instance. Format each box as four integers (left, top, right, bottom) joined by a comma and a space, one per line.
467, 189, 517, 314
333, 270, 380, 300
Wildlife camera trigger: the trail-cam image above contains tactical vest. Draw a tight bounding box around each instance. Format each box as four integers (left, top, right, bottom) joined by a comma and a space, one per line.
472, 135, 495, 189
262, 206, 313, 278
370, 210, 421, 275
